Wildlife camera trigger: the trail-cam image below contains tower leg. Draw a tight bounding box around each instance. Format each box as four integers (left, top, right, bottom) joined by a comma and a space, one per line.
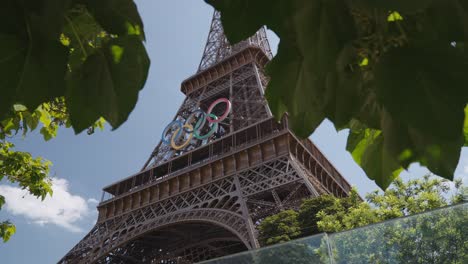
234, 175, 260, 249
289, 157, 321, 197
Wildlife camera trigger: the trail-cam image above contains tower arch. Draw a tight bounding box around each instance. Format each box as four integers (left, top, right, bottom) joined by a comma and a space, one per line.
96, 214, 250, 263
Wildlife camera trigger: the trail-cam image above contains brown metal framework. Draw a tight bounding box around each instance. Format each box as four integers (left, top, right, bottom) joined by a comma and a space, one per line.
59, 11, 351, 264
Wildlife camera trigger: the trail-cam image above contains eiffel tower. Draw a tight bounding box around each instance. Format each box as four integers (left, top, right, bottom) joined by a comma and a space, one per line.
60, 11, 352, 264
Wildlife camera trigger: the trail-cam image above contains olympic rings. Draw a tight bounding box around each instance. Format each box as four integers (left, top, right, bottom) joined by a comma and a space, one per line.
161, 98, 232, 150
206, 98, 231, 123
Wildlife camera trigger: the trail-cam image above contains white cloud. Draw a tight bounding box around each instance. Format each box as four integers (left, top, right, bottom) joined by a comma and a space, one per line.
0, 178, 95, 233
87, 198, 99, 204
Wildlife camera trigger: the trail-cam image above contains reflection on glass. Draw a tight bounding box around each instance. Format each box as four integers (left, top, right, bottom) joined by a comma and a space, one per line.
200, 203, 467, 264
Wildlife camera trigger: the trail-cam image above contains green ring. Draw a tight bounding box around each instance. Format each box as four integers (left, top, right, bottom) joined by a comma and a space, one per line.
194, 113, 218, 139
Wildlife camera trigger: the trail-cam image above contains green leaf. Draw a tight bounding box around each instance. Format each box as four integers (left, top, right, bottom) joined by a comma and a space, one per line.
67, 35, 150, 133
95, 117, 106, 131
375, 44, 467, 179
347, 123, 403, 189
346, 121, 380, 164
25, 110, 41, 131
38, 108, 52, 127
60, 33, 71, 46
40, 126, 56, 141
265, 42, 324, 137
359, 58, 369, 66
0, 221, 16, 243
84, 0, 145, 40
13, 104, 27, 112
62, 6, 107, 72
0, 1, 71, 119
387, 11, 403, 22
0, 34, 28, 118
206, 0, 287, 44
260, 0, 357, 136
1, 118, 17, 134
0, 32, 68, 120
360, 133, 404, 189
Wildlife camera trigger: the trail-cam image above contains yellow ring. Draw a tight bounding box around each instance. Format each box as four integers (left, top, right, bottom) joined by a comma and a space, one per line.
171, 124, 194, 150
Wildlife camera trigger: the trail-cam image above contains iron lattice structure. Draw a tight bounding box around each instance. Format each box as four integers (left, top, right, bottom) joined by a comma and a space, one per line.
60, 12, 352, 264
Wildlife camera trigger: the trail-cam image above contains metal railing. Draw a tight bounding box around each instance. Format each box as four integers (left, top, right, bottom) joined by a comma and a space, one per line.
100, 117, 287, 203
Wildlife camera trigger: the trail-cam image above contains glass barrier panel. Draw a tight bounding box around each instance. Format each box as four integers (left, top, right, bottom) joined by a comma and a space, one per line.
199, 203, 467, 264
200, 233, 328, 264
329, 203, 468, 264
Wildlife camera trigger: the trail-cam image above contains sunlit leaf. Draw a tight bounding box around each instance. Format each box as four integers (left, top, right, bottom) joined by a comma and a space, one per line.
0, 221, 16, 243
84, 0, 146, 40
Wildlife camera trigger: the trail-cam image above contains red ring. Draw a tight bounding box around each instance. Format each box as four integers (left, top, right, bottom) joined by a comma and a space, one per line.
206, 98, 231, 123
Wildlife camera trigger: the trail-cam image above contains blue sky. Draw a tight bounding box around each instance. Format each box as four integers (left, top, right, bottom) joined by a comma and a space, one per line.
0, 1, 467, 263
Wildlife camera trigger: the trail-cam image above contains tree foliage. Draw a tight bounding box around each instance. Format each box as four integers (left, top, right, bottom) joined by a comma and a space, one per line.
258, 189, 362, 245
296, 194, 335, 236
0, 141, 52, 242
0, 0, 149, 133
317, 175, 465, 232
256, 210, 318, 264
259, 175, 468, 241
0, 0, 148, 243
258, 210, 301, 246
207, 0, 468, 189
258, 176, 466, 263
0, 142, 52, 200
317, 176, 467, 263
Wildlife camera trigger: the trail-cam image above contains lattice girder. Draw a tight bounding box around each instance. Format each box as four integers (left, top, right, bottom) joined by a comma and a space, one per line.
197, 11, 272, 73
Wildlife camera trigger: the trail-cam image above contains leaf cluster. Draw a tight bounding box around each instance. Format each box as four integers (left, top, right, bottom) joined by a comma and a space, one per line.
296, 194, 335, 236
0, 142, 52, 200
258, 210, 302, 246
259, 176, 465, 242
0, 97, 106, 142
0, 0, 150, 134
322, 195, 467, 263
0, 141, 53, 243
258, 190, 362, 245
259, 176, 466, 263
207, 0, 468, 189
316, 176, 463, 233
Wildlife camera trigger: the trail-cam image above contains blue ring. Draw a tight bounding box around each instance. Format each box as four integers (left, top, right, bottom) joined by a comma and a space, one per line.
161, 120, 183, 145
